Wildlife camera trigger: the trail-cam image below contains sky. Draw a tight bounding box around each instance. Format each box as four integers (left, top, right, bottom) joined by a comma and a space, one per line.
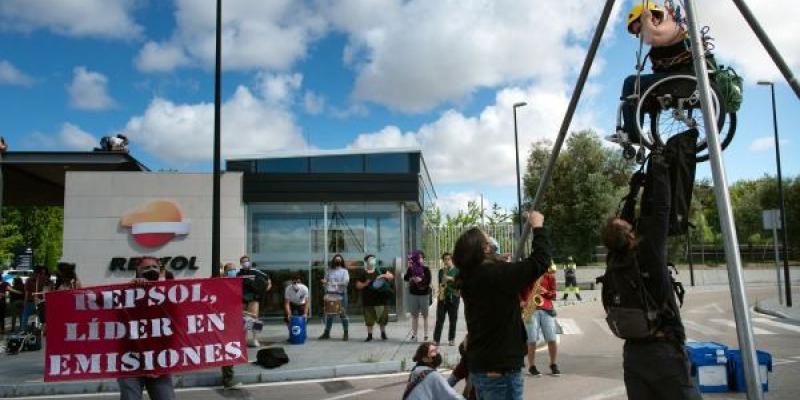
1, 0, 798, 217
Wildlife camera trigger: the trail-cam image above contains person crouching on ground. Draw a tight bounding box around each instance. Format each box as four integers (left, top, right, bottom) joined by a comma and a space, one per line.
284, 274, 310, 324
403, 342, 464, 400
404, 250, 431, 341
454, 211, 551, 400
355, 254, 394, 341
523, 263, 560, 377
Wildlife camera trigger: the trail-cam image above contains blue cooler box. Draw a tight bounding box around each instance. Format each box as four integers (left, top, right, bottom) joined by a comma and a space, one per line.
727, 349, 772, 392
685, 341, 729, 393
288, 316, 307, 345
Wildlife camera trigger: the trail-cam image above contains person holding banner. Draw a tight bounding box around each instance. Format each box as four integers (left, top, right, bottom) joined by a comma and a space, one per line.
117, 256, 176, 400
237, 255, 270, 347
319, 254, 350, 341
220, 263, 243, 390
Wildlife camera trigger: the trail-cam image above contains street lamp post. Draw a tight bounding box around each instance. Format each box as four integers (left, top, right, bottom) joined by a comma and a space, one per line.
758, 81, 792, 307
513, 101, 527, 236
211, 0, 222, 278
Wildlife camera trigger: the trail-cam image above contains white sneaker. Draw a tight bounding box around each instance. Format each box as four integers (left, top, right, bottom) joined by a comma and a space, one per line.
247, 338, 260, 348
605, 131, 629, 145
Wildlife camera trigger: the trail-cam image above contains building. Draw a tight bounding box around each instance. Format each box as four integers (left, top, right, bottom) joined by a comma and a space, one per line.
48, 148, 434, 318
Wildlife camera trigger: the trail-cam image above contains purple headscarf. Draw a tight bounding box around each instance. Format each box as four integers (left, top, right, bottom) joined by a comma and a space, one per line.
408, 250, 425, 278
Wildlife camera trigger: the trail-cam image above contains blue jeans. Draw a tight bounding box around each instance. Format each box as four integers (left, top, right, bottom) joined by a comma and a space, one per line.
19, 302, 36, 331
470, 371, 523, 400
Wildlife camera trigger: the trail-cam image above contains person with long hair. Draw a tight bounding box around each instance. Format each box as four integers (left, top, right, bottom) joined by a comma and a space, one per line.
403, 342, 464, 400
319, 253, 350, 341
454, 211, 550, 400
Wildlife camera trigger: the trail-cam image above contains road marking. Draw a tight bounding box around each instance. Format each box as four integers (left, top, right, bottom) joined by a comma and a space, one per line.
558, 318, 583, 335
592, 318, 614, 336
752, 317, 800, 334
710, 319, 775, 335
683, 320, 723, 336
688, 303, 725, 314
582, 386, 627, 400
773, 358, 798, 366
321, 389, 375, 400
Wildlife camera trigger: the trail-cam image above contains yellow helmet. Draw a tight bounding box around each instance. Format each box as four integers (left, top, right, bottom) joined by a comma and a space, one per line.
548, 262, 557, 273
627, 2, 663, 34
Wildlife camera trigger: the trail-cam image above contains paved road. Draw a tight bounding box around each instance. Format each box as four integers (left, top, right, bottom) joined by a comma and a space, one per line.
11, 285, 799, 400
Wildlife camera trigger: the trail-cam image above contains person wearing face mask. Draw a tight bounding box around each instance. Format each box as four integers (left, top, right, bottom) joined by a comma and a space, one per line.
453, 211, 550, 400
404, 250, 431, 342
319, 254, 350, 341
284, 275, 309, 324
236, 255, 271, 347
219, 263, 242, 390
355, 255, 394, 342
117, 257, 176, 400
403, 342, 464, 400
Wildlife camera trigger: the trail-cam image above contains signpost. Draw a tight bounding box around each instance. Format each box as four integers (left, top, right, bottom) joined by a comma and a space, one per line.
763, 209, 784, 305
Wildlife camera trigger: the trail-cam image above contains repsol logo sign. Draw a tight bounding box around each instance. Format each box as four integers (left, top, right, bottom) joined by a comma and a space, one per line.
109, 256, 199, 272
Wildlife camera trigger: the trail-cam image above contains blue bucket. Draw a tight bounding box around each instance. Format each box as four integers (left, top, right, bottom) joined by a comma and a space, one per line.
288, 316, 307, 345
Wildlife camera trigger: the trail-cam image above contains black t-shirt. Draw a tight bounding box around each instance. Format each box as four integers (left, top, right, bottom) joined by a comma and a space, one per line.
359, 269, 391, 307
238, 268, 269, 301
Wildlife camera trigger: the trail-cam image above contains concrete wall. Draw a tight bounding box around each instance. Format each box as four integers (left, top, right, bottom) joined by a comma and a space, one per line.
63, 172, 245, 285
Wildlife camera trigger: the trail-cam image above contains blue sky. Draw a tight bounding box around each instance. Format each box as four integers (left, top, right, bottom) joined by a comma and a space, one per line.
1, 0, 798, 216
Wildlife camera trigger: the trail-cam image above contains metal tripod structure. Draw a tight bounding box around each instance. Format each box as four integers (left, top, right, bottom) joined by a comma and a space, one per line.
512, 1, 798, 399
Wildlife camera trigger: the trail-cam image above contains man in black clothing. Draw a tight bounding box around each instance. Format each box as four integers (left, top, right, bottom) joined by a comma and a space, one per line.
454, 211, 550, 400
602, 130, 701, 400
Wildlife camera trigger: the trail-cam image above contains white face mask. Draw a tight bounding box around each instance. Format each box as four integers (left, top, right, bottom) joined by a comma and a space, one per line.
241, 261, 251, 268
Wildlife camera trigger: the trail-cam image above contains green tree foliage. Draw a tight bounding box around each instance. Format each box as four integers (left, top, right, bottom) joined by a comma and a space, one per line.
0, 207, 63, 269
523, 130, 635, 264
445, 200, 482, 228
486, 203, 512, 227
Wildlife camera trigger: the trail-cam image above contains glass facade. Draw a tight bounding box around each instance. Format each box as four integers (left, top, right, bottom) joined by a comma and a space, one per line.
229, 152, 418, 175
247, 202, 409, 317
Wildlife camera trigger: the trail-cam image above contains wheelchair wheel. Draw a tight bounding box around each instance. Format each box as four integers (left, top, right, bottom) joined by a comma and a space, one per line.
635, 74, 735, 162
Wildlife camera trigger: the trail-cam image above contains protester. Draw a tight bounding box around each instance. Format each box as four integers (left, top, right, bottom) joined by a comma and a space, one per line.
319, 254, 350, 341
454, 211, 550, 400
448, 335, 476, 400
19, 265, 49, 332
117, 257, 176, 400
601, 136, 701, 399
523, 263, 560, 377
355, 254, 394, 342
237, 255, 271, 347
0, 279, 8, 334
54, 262, 82, 291
8, 276, 24, 332
562, 256, 581, 301
404, 250, 431, 341
433, 252, 460, 346
284, 274, 310, 323
0, 136, 7, 152
219, 263, 243, 390
403, 342, 464, 400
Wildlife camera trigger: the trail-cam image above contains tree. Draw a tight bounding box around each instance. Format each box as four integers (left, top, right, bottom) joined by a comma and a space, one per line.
445, 200, 482, 228
523, 130, 635, 264
1, 207, 63, 269
486, 203, 512, 227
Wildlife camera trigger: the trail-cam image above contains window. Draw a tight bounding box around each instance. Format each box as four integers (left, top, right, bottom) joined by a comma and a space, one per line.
310, 155, 363, 173
256, 157, 309, 173
365, 153, 410, 173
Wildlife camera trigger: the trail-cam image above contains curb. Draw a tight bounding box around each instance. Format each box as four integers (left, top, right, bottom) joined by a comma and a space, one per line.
0, 361, 403, 398
753, 301, 800, 325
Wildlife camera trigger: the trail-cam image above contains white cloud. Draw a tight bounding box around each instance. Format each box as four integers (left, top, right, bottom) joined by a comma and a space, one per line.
0, 0, 142, 39
118, 86, 306, 164
695, 1, 800, 82
303, 91, 326, 115
135, 0, 326, 72
435, 191, 481, 219
67, 66, 116, 110
27, 123, 99, 151
257, 72, 302, 104
749, 136, 788, 152
0, 60, 33, 86
349, 82, 598, 186
321, 0, 609, 113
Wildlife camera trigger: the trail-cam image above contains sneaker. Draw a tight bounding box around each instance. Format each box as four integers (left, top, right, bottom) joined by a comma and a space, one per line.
528, 365, 541, 377
247, 338, 260, 348
318, 332, 330, 340
576, 294, 582, 301
343, 332, 349, 341
550, 364, 561, 376
223, 382, 243, 390
364, 334, 373, 342
605, 130, 629, 145
381, 331, 388, 341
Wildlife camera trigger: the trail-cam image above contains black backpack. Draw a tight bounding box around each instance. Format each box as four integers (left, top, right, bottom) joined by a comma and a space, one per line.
256, 347, 289, 369
596, 252, 661, 340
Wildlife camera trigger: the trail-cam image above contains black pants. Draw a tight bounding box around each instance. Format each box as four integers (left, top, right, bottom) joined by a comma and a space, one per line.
623, 341, 702, 400
433, 296, 459, 343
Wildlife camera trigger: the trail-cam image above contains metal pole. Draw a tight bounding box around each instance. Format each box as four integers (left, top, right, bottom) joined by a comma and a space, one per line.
766, 83, 793, 307
772, 224, 784, 305
687, 228, 695, 287
211, 0, 222, 278
684, 1, 763, 398
512, 0, 617, 261
513, 102, 526, 237
731, 0, 800, 99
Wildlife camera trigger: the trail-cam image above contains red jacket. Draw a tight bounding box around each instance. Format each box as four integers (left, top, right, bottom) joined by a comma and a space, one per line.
520, 272, 557, 311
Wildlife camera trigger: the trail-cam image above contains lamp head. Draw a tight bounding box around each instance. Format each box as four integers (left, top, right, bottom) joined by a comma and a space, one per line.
757, 81, 773, 86
513, 101, 527, 108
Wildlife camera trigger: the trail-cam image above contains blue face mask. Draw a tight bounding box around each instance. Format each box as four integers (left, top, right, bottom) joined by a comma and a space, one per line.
226, 269, 238, 277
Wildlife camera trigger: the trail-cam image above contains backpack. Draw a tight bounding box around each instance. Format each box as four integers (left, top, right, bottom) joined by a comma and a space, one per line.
256, 347, 289, 369
711, 63, 744, 113
596, 253, 661, 340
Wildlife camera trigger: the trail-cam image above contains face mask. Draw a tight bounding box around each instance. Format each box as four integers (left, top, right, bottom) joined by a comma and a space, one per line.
226, 269, 238, 277
142, 269, 160, 282
423, 354, 443, 369
241, 261, 251, 268
368, 259, 376, 267
292, 282, 300, 289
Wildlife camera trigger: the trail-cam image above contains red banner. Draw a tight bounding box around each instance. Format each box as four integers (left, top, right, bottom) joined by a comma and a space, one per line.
44, 277, 247, 382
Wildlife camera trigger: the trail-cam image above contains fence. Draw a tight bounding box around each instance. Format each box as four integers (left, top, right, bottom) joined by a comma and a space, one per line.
422, 223, 530, 269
